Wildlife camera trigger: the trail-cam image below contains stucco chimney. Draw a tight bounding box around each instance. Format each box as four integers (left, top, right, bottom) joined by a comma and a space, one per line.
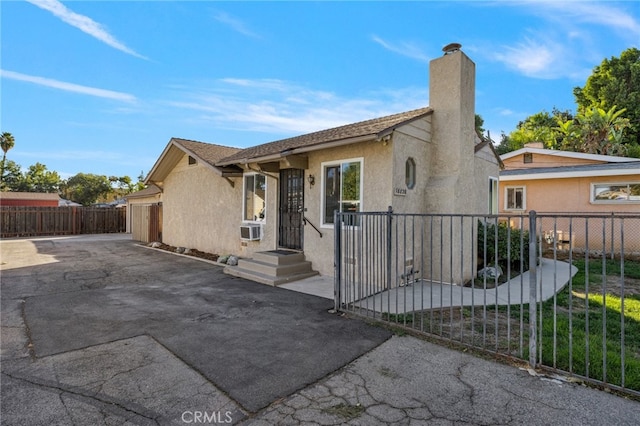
426, 43, 476, 214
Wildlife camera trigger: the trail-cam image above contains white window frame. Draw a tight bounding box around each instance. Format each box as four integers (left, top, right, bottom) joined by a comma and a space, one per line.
488, 177, 498, 215
591, 182, 640, 204
242, 173, 267, 223
320, 157, 364, 228
504, 186, 526, 211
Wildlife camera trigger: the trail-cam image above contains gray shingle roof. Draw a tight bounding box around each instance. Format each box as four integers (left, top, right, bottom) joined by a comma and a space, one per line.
217, 107, 433, 165
172, 138, 241, 166
500, 161, 640, 177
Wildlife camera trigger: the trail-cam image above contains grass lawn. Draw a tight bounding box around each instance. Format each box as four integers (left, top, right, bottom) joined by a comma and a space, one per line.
536, 258, 640, 391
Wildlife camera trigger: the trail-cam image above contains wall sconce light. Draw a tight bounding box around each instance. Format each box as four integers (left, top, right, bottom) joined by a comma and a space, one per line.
307, 174, 315, 186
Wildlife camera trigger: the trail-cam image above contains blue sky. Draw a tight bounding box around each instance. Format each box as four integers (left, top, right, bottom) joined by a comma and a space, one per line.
1, 1, 639, 180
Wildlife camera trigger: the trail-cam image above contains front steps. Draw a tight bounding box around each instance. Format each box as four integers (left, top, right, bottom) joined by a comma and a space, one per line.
224, 250, 319, 286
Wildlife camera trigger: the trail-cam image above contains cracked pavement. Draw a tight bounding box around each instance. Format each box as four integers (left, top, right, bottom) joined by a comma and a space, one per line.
245, 335, 640, 425
2, 235, 640, 425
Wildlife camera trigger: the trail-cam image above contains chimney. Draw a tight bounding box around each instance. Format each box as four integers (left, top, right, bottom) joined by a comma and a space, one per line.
426, 43, 476, 213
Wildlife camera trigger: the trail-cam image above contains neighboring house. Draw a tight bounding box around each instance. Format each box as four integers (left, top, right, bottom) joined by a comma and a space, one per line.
125, 184, 163, 241
0, 192, 60, 207
145, 46, 501, 281
499, 145, 640, 251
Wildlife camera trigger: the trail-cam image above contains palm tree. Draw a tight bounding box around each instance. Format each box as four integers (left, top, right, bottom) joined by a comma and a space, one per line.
1, 132, 16, 187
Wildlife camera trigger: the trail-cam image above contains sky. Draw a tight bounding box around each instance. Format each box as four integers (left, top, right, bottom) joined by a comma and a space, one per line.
1, 1, 639, 181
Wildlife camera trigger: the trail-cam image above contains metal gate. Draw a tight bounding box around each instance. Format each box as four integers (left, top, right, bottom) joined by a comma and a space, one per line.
278, 169, 304, 250
334, 209, 640, 398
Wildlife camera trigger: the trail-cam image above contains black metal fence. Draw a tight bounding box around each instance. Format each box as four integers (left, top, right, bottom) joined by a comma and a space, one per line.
0, 206, 127, 238
334, 209, 640, 398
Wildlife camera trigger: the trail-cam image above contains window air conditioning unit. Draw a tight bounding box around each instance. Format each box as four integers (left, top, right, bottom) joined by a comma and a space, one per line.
240, 224, 261, 241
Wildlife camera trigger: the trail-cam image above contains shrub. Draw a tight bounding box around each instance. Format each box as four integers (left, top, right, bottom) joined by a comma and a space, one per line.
477, 220, 530, 272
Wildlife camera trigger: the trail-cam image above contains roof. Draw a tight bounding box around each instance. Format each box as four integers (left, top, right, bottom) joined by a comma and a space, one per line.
125, 184, 162, 200
217, 107, 433, 166
500, 161, 640, 181
145, 138, 242, 185
501, 147, 638, 163
474, 131, 504, 169
0, 192, 60, 201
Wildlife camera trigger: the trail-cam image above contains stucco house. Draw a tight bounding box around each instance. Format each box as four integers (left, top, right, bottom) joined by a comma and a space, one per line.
499, 145, 640, 214
499, 145, 640, 252
144, 45, 501, 283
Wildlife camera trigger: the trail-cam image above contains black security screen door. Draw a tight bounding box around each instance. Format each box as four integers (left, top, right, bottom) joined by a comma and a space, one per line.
279, 168, 304, 250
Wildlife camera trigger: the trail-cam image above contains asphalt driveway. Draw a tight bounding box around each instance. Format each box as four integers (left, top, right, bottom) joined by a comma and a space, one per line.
1, 234, 390, 424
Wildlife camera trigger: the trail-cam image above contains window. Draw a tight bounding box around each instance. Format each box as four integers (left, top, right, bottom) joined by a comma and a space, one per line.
523, 153, 533, 164
243, 174, 266, 222
405, 157, 416, 189
322, 158, 363, 225
489, 177, 498, 214
188, 155, 197, 165
505, 186, 525, 210
592, 182, 640, 203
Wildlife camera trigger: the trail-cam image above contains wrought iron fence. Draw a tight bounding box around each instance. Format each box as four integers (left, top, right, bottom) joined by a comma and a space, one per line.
334, 209, 640, 398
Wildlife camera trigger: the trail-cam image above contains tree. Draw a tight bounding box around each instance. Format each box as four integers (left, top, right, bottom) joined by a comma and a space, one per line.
573, 47, 640, 146
495, 109, 573, 154
17, 163, 62, 193
1, 160, 22, 190
557, 105, 631, 155
0, 132, 15, 188
62, 173, 112, 206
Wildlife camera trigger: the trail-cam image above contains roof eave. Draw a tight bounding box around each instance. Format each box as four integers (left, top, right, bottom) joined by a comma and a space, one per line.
500, 168, 640, 181
216, 134, 377, 167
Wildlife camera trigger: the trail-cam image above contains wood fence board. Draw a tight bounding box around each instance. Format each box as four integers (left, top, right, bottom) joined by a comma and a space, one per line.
0, 207, 126, 238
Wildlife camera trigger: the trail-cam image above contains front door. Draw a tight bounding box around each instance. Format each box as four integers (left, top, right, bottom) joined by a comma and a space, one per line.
278, 168, 304, 250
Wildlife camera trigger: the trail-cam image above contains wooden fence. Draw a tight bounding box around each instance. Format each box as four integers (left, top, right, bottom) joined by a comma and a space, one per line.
130, 203, 162, 243
0, 206, 126, 238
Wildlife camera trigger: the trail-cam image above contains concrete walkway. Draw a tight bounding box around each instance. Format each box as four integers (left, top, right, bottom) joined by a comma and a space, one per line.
281, 258, 578, 315
353, 258, 578, 314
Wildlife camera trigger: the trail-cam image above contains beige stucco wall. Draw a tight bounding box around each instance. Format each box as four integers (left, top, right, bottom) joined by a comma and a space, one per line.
163, 154, 240, 254
302, 138, 395, 276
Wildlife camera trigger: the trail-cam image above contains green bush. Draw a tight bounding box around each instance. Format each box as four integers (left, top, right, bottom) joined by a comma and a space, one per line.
477, 221, 530, 272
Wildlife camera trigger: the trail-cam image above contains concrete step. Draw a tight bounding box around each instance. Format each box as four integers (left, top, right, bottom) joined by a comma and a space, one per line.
252, 250, 306, 266
224, 250, 319, 286
237, 258, 313, 277
224, 265, 319, 286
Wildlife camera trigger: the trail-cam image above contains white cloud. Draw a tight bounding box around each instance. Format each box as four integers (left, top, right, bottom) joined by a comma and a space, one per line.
371, 35, 430, 62
26, 0, 147, 59
166, 78, 427, 135
213, 11, 259, 38
492, 38, 556, 78
1, 70, 137, 103
533, 1, 640, 37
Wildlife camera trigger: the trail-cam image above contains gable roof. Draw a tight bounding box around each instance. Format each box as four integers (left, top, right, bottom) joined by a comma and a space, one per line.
145, 138, 242, 185
217, 107, 433, 166
500, 161, 640, 181
501, 147, 638, 164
